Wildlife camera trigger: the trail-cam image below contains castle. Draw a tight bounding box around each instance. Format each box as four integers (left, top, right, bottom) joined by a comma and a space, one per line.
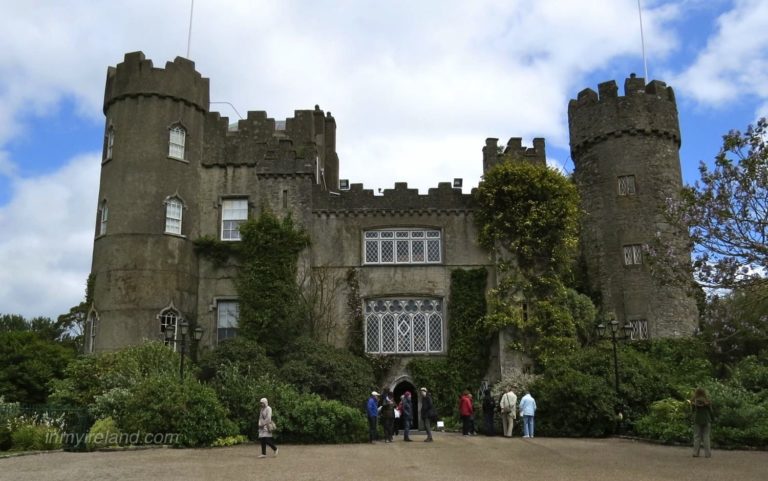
87, 52, 698, 391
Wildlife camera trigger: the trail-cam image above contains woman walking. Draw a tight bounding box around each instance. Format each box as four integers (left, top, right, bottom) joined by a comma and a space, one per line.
690, 387, 713, 458
459, 390, 474, 436
258, 397, 279, 458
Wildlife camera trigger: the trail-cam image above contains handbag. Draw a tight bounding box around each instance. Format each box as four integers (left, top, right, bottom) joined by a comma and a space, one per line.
267, 421, 277, 431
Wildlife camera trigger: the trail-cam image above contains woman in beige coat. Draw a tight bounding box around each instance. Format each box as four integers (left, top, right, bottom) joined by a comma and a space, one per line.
258, 397, 278, 458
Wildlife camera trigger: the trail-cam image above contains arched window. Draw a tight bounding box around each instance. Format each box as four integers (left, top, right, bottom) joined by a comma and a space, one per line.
168, 125, 186, 160
97, 200, 108, 236
165, 197, 183, 235
159, 307, 180, 349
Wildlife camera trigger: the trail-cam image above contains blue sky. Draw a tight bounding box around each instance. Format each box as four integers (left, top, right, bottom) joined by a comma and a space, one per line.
0, 0, 766, 319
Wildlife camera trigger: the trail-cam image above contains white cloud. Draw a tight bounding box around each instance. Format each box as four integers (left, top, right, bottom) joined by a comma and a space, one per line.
0, 154, 99, 319
671, 0, 768, 113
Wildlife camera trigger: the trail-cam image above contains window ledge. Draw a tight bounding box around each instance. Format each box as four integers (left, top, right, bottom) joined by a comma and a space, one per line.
164, 232, 187, 239
167, 156, 189, 164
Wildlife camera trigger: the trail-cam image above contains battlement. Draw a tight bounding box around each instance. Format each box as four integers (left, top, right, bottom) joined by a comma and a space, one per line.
568, 74, 680, 156
104, 51, 210, 113
202, 105, 337, 177
312, 181, 474, 214
483, 137, 546, 173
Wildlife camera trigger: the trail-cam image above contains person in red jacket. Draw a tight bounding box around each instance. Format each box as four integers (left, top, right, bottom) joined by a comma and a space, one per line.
459, 390, 474, 436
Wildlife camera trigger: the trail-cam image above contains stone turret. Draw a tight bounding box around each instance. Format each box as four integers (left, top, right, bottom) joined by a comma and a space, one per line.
568, 74, 697, 338
91, 52, 208, 350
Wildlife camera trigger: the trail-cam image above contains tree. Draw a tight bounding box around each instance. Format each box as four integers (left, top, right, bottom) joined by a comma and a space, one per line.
667, 118, 768, 291
658, 119, 768, 358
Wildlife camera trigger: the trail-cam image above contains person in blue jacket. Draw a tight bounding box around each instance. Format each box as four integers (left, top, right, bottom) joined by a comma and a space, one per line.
367, 391, 380, 443
519, 390, 537, 438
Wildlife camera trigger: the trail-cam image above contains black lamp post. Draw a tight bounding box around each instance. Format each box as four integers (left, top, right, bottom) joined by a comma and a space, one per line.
165, 320, 204, 381
596, 313, 633, 398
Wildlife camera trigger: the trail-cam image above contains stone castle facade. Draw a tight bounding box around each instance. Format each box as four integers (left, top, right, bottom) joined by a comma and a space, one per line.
87, 52, 698, 388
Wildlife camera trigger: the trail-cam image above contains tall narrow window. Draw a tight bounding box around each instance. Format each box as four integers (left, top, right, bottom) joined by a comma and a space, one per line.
618, 175, 636, 196
98, 200, 108, 236
623, 244, 643, 265
221, 199, 248, 241
159, 308, 180, 350
86, 312, 98, 354
106, 126, 115, 160
168, 125, 186, 160
165, 197, 183, 235
217, 300, 239, 342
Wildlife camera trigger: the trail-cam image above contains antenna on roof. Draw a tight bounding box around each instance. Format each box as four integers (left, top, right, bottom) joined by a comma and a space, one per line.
637, 0, 649, 80
186, 0, 195, 58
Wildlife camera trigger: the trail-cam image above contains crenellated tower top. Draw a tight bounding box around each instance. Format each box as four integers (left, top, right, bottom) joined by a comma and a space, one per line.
104, 51, 210, 114
568, 74, 679, 158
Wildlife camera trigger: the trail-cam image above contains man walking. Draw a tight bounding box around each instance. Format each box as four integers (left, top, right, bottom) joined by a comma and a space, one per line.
499, 386, 517, 437
519, 390, 537, 438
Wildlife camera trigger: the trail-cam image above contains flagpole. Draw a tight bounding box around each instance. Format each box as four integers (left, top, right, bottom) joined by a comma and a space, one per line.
186, 0, 195, 58
637, 0, 649, 80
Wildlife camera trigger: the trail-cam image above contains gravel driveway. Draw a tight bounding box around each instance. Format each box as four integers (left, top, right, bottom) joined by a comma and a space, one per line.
2, 434, 766, 481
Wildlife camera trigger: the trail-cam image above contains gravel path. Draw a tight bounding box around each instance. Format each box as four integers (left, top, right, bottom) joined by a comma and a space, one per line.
2, 434, 766, 481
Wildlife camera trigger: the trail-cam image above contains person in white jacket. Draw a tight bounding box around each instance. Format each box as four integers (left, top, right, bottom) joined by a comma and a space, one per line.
519, 391, 537, 438
499, 387, 517, 437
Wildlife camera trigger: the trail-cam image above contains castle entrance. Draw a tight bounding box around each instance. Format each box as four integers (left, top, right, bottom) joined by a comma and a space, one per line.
393, 380, 418, 432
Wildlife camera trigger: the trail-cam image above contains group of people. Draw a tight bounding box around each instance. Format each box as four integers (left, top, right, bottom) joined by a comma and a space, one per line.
367, 387, 437, 443
475, 387, 537, 438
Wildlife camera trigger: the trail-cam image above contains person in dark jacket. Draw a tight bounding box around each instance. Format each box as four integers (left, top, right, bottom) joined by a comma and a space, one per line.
420, 387, 435, 442
367, 391, 380, 443
690, 387, 713, 458
402, 391, 413, 441
380, 390, 395, 443
482, 389, 495, 436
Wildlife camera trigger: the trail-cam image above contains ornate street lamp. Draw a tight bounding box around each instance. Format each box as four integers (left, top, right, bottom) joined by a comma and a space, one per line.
596, 313, 633, 398
165, 319, 204, 381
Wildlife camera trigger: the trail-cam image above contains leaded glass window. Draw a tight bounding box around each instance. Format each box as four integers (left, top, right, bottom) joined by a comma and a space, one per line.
362, 229, 442, 265
217, 300, 239, 342
629, 319, 649, 340
623, 244, 643, 265
364, 298, 444, 354
618, 175, 636, 196
221, 199, 248, 241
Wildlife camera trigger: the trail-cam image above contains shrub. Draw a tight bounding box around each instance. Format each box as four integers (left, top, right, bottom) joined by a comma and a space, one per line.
278, 337, 374, 408
633, 398, 690, 443
211, 434, 248, 447
10, 424, 61, 451
731, 354, 768, 394
531, 366, 616, 436
197, 337, 277, 382
86, 417, 121, 450
111, 373, 238, 447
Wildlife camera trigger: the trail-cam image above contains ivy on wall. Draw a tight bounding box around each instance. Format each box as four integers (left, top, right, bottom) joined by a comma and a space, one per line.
408, 267, 490, 416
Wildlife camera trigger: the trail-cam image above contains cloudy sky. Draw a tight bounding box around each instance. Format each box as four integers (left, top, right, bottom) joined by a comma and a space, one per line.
0, 0, 766, 320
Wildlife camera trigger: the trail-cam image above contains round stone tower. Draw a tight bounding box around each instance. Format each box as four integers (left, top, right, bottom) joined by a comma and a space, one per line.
90, 52, 209, 350
568, 74, 697, 338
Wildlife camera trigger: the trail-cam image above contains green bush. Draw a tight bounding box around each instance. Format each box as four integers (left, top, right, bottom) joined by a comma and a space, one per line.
10, 424, 61, 451
633, 398, 690, 443
86, 417, 121, 450
110, 373, 238, 447
211, 434, 248, 447
531, 365, 617, 436
197, 337, 277, 382
278, 337, 374, 409
731, 354, 768, 394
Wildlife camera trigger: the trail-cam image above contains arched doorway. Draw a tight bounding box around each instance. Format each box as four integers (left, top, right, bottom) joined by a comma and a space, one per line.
393, 379, 419, 432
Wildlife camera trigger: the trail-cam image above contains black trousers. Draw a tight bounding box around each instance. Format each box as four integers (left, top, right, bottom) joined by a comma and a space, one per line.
260, 436, 277, 455
382, 417, 394, 441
